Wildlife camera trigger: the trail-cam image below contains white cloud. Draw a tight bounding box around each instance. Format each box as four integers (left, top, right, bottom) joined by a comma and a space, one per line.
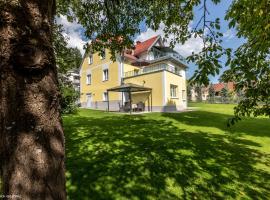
56, 15, 86, 55
223, 29, 235, 41
135, 24, 204, 57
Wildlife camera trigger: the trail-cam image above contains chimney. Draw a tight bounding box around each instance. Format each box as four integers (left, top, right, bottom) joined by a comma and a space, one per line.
136, 41, 141, 45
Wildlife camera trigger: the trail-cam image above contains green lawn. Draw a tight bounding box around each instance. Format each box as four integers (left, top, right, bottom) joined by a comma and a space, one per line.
64, 103, 270, 200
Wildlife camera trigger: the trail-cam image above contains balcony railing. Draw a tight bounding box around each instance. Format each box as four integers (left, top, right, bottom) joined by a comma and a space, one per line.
124, 64, 182, 78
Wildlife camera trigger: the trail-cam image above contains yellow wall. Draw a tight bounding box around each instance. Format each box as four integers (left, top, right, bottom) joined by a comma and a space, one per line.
124, 72, 163, 107
164, 71, 186, 107
80, 48, 187, 110
123, 63, 140, 73
80, 49, 120, 103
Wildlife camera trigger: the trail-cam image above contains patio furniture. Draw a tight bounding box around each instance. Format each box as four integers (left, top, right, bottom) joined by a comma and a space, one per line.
132, 104, 138, 112
107, 83, 152, 114
137, 102, 145, 111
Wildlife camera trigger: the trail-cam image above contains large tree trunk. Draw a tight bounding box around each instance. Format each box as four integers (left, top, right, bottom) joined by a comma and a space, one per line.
0, 0, 66, 199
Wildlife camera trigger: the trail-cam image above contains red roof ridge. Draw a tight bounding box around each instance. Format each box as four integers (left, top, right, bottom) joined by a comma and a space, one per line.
133, 35, 160, 56
213, 82, 235, 91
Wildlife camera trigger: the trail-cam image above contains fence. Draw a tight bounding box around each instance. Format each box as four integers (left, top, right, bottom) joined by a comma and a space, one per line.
189, 96, 243, 104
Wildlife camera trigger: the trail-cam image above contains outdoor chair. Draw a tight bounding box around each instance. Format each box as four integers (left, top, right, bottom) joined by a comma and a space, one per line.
137, 102, 145, 111
132, 104, 138, 112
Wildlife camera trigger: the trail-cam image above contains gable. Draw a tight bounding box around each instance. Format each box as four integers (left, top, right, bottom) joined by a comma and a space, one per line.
133, 35, 162, 56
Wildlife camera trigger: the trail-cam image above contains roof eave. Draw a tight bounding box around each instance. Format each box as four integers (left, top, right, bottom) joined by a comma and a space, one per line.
149, 55, 188, 68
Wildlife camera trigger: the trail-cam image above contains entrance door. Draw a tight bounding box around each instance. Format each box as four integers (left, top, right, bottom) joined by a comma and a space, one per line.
86, 94, 92, 108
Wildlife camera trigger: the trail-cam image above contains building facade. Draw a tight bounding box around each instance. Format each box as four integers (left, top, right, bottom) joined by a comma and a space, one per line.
80, 35, 188, 112
66, 70, 80, 91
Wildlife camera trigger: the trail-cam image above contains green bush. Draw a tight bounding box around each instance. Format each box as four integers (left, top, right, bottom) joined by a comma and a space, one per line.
60, 83, 79, 114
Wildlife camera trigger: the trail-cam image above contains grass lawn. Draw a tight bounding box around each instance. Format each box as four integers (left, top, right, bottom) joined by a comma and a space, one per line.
64, 103, 270, 200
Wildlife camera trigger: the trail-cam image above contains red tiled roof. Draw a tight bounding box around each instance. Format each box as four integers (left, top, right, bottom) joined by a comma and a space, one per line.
213, 82, 235, 91
133, 35, 159, 56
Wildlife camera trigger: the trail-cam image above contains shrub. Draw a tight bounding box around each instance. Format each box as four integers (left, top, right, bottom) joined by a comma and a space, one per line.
60, 83, 79, 114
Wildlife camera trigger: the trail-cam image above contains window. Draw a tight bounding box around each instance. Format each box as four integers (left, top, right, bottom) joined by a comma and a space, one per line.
103, 92, 108, 101
88, 54, 93, 64
175, 67, 180, 75
100, 49, 106, 60
170, 84, 178, 98
182, 90, 186, 100
103, 69, 109, 81
86, 74, 91, 85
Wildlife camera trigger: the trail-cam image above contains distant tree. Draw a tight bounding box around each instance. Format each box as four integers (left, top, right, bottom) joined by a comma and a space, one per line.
195, 85, 203, 102
208, 84, 215, 103
220, 85, 229, 103
53, 24, 82, 113
53, 24, 82, 74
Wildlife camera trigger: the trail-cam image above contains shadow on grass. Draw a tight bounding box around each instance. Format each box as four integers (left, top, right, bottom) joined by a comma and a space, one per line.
64, 113, 270, 200
163, 111, 270, 138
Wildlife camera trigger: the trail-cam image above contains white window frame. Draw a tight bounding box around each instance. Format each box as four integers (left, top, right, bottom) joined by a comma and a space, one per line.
103, 92, 108, 101
170, 84, 178, 98
86, 74, 91, 85
88, 54, 93, 64
103, 69, 109, 81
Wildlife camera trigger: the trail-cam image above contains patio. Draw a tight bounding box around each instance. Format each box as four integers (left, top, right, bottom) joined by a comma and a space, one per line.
107, 83, 153, 114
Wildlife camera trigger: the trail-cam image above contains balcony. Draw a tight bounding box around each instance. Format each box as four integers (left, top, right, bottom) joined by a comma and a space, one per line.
123, 64, 182, 78
152, 46, 188, 65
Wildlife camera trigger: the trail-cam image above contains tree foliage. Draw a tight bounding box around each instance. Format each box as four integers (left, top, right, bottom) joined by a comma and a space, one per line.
195, 85, 203, 102
53, 23, 82, 113
220, 85, 229, 103
53, 24, 82, 73
208, 83, 215, 103
59, 82, 79, 114
56, 0, 269, 121
222, 0, 270, 120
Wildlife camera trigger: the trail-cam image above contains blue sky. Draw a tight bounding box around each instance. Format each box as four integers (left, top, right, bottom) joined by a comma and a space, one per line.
57, 0, 244, 83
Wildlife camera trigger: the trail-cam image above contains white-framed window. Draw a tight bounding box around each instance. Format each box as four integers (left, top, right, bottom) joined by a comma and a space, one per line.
88, 54, 93, 64
170, 84, 178, 98
86, 74, 91, 85
103, 92, 108, 101
100, 49, 106, 60
182, 90, 186, 100
103, 69, 109, 81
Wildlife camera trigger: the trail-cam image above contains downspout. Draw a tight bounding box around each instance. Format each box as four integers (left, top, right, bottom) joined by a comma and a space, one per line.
120, 50, 124, 85
120, 50, 125, 105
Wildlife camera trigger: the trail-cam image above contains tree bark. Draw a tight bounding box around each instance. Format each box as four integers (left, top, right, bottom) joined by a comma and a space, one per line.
0, 0, 66, 199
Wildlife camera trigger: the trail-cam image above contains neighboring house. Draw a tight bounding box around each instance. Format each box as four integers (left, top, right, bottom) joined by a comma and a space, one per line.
79, 35, 188, 112
190, 86, 209, 101
213, 82, 235, 96
66, 70, 80, 91
190, 82, 235, 101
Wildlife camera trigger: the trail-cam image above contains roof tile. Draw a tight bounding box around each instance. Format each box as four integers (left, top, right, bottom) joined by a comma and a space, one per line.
133, 35, 159, 56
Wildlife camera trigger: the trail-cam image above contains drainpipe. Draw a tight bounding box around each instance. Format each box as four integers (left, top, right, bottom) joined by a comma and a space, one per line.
120, 51, 124, 85
120, 51, 125, 105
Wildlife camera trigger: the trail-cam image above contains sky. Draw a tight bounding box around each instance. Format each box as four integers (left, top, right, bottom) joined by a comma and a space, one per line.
56, 0, 244, 83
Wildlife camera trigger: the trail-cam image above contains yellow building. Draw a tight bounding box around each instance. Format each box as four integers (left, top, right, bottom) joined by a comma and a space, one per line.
79, 35, 187, 112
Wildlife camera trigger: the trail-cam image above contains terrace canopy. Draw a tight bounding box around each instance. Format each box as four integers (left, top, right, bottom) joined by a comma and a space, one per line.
107, 83, 152, 114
